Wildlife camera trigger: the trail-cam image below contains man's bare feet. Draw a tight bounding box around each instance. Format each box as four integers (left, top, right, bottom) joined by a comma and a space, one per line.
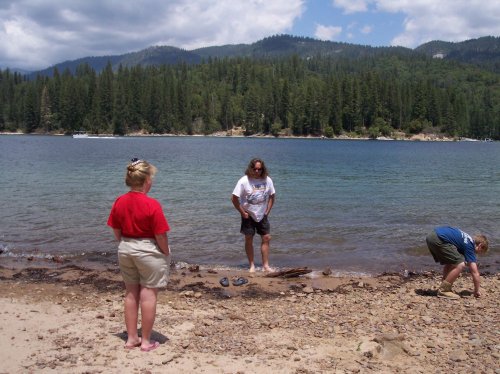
249, 265, 256, 273
263, 266, 276, 273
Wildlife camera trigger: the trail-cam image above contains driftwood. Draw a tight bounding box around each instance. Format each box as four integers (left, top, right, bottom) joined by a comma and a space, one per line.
265, 267, 312, 278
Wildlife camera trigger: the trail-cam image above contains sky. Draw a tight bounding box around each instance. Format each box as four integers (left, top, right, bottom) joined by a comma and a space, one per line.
1, 0, 499, 71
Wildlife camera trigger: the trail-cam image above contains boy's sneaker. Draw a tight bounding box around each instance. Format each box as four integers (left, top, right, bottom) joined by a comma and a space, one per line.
437, 289, 460, 299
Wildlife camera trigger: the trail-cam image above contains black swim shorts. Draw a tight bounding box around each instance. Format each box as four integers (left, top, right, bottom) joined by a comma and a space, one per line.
240, 215, 270, 236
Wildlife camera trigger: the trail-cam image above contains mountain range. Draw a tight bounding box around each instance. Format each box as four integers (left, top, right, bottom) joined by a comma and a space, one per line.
29, 34, 500, 78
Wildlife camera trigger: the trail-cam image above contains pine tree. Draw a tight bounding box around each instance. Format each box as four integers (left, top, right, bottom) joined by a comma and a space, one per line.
40, 85, 53, 132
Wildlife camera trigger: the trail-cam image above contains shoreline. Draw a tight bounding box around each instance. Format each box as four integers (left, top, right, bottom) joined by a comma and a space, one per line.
2, 248, 499, 278
1, 263, 498, 373
0, 254, 408, 278
0, 130, 471, 142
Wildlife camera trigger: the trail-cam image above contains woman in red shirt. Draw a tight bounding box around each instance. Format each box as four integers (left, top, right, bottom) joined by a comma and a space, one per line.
108, 158, 171, 352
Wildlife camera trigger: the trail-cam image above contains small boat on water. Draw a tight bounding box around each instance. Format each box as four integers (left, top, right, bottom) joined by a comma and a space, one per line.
72, 131, 119, 139
72, 131, 89, 139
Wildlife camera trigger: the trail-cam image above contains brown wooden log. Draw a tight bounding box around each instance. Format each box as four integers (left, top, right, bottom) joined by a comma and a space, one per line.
265, 267, 312, 278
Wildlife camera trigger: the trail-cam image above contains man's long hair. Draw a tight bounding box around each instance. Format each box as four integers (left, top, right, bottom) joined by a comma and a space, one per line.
245, 158, 269, 178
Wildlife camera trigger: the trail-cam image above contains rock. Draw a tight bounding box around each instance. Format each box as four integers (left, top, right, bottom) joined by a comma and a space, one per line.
358, 340, 381, 358
421, 316, 433, 324
469, 338, 483, 346
449, 350, 468, 362
372, 334, 408, 360
188, 265, 200, 272
162, 355, 176, 364
51, 256, 65, 263
373, 334, 405, 343
322, 267, 332, 276
303, 287, 314, 294
174, 261, 189, 269
228, 313, 246, 321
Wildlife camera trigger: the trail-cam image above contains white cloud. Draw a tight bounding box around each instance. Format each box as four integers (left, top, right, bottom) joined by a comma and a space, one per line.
332, 0, 370, 14
1, 0, 498, 70
314, 24, 342, 41
374, 0, 500, 47
0, 0, 306, 70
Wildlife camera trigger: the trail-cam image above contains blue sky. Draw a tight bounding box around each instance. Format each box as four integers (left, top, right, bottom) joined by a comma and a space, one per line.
1, 0, 499, 71
292, 0, 406, 47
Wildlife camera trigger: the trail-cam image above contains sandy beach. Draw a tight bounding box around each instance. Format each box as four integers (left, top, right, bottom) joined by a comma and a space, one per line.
1, 263, 499, 374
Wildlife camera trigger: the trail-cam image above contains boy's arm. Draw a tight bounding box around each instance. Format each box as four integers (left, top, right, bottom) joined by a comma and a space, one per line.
469, 262, 481, 297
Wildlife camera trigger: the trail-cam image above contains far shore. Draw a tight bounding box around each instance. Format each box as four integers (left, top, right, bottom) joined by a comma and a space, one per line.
1, 129, 479, 142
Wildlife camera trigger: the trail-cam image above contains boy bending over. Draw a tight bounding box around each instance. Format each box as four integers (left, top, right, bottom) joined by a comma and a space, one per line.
426, 226, 488, 299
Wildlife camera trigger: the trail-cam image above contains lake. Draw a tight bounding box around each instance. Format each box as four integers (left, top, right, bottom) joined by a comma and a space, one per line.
1, 135, 498, 275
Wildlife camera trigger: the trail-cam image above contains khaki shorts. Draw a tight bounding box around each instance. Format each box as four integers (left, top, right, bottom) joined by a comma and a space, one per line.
426, 231, 463, 265
118, 238, 171, 288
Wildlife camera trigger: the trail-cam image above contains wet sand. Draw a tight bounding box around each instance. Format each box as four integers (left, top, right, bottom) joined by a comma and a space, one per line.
0, 264, 498, 373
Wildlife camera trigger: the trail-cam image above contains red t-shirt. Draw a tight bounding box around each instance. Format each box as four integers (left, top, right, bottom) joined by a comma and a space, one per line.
107, 191, 170, 238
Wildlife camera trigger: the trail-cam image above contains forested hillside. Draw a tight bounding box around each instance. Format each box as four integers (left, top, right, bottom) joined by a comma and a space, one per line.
416, 36, 500, 73
29, 35, 417, 78
1, 49, 499, 139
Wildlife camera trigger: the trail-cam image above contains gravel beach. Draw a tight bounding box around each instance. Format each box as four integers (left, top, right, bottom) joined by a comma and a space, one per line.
1, 264, 498, 373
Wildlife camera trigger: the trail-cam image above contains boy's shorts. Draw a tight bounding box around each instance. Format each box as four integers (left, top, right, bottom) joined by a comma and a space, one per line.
426, 230, 463, 265
241, 215, 270, 236
118, 237, 171, 288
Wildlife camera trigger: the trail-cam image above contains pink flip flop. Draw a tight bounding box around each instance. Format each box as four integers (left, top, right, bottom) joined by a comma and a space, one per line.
140, 341, 160, 352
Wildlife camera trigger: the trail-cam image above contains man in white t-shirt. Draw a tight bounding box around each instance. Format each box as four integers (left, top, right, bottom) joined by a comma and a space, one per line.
231, 158, 276, 272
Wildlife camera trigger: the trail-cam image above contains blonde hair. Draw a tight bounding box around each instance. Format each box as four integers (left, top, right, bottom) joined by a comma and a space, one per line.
125, 158, 157, 189
474, 234, 489, 252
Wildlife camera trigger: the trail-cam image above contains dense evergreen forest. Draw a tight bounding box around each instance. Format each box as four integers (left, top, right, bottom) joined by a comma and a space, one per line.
1, 52, 499, 139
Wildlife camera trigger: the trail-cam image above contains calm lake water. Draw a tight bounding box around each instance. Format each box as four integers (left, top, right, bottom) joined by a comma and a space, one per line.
1, 135, 499, 275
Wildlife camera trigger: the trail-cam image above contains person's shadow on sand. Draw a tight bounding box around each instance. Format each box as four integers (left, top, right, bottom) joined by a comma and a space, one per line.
415, 289, 474, 298
415, 288, 438, 297
114, 329, 169, 345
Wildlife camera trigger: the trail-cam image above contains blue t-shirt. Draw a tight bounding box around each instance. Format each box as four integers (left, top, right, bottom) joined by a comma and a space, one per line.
435, 226, 476, 263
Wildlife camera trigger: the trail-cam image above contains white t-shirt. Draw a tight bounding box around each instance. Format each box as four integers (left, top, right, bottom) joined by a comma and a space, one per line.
232, 175, 275, 222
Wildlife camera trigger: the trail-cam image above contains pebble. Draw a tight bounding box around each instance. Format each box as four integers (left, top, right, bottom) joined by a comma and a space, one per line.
449, 350, 468, 362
